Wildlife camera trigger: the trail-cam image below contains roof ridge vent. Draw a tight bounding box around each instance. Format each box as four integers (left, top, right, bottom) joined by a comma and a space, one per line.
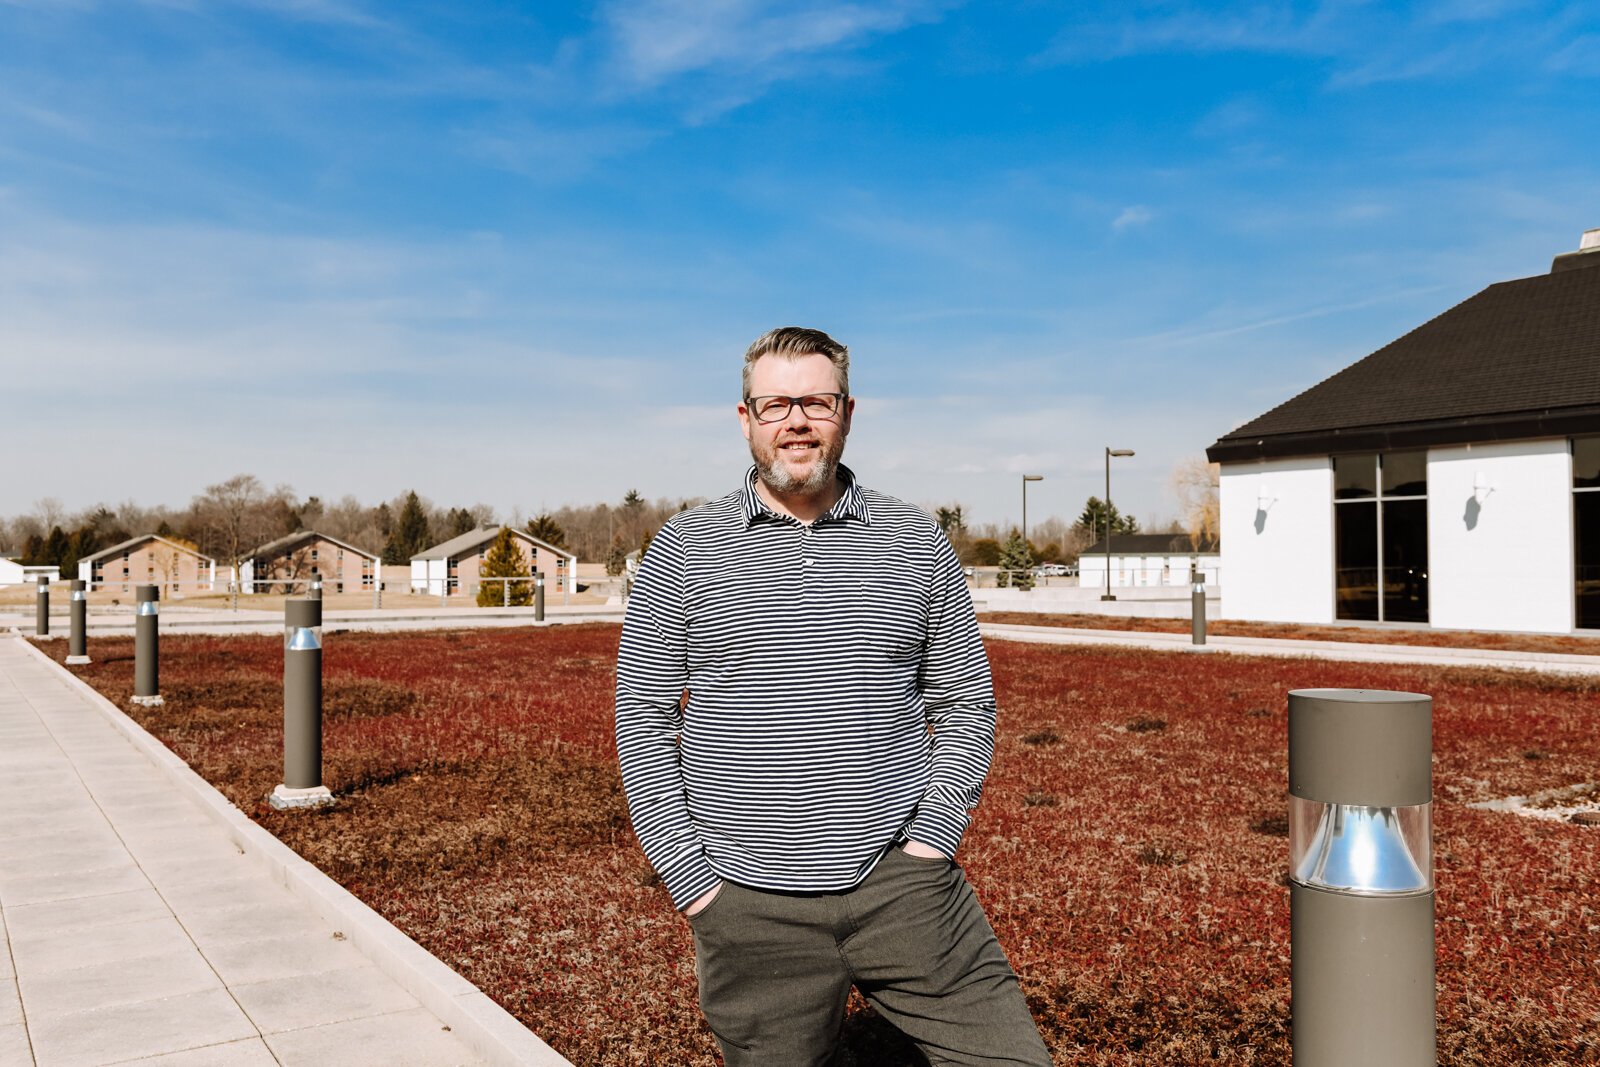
1550, 228, 1600, 273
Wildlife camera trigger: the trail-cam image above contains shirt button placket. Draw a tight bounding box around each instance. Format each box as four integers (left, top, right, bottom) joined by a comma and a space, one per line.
801, 524, 817, 595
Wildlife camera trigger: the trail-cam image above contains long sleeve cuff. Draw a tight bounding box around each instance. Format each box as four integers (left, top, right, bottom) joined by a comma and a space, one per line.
664, 857, 721, 912
906, 803, 972, 860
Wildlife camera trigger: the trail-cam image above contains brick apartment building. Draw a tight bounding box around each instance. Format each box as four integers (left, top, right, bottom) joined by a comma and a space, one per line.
411, 526, 577, 597
78, 535, 216, 594
240, 531, 380, 594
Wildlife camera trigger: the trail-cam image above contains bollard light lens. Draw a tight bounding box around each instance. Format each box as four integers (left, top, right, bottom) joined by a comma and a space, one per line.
1290, 797, 1431, 895
72, 589, 87, 601
137, 601, 159, 616
286, 626, 322, 651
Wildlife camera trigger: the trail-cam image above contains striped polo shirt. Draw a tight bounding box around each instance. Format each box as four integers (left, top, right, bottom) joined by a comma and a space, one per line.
614, 464, 997, 911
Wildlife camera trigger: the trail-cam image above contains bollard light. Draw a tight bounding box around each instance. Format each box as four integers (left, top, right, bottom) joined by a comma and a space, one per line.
132, 585, 164, 707
1289, 688, 1434, 1066
535, 570, 545, 622
269, 597, 334, 810
66, 580, 91, 665
36, 576, 52, 639
1190, 568, 1207, 647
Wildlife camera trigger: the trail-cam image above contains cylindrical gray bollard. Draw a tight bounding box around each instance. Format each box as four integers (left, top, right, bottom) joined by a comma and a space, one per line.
36, 576, 51, 638
373, 580, 381, 610
66, 579, 91, 664
132, 585, 164, 706
1289, 689, 1435, 1066
535, 571, 545, 621
503, 577, 510, 607
269, 597, 334, 810
1191, 569, 1207, 646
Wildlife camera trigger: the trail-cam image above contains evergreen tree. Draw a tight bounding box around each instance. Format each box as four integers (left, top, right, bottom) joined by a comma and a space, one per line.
155, 520, 175, 538
476, 528, 532, 606
447, 507, 477, 538
638, 528, 654, 564
604, 533, 629, 577
1073, 496, 1139, 542
42, 526, 70, 570
383, 491, 431, 564
20, 532, 44, 566
996, 528, 1035, 590
525, 513, 566, 548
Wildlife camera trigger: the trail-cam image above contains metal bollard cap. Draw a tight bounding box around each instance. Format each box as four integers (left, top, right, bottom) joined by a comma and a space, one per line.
285, 598, 322, 629
136, 585, 159, 604
1289, 689, 1432, 806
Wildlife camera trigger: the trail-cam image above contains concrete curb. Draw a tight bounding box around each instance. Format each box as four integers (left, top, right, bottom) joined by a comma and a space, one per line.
12, 634, 575, 1067
979, 623, 1600, 676
5, 608, 626, 639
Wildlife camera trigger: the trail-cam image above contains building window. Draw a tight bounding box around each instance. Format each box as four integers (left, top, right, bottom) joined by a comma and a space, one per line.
1575, 436, 1600, 630
1333, 452, 1428, 623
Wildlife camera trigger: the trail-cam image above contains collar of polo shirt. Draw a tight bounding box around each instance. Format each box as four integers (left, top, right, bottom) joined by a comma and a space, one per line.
741, 464, 871, 528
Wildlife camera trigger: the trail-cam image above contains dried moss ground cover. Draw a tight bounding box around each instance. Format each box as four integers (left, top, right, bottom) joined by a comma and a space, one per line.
39, 626, 1600, 1065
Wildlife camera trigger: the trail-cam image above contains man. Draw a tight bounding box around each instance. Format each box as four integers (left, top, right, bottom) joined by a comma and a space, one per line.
615, 327, 1050, 1065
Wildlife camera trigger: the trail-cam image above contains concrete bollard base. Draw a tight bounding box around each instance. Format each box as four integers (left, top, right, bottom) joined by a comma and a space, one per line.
33, 634, 60, 642
269, 783, 335, 811
65, 655, 92, 665
131, 695, 166, 707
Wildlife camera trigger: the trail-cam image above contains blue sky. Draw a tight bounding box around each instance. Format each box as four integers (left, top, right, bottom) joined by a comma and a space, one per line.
5, 0, 1597, 530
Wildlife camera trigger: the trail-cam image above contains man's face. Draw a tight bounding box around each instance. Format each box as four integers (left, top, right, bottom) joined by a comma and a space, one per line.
739, 352, 854, 496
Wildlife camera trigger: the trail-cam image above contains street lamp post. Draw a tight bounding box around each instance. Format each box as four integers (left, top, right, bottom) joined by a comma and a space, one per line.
1021, 474, 1043, 559
1103, 448, 1135, 601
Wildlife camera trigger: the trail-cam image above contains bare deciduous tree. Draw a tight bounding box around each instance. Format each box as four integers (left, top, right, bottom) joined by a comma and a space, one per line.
1170, 456, 1221, 550
192, 474, 294, 576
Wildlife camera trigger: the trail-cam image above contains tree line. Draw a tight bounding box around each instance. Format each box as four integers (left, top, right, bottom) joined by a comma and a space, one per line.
4, 459, 1218, 576
2, 475, 706, 576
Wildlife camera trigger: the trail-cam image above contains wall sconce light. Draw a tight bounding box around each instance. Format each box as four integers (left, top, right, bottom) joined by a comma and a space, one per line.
1472, 472, 1494, 504
1257, 483, 1278, 511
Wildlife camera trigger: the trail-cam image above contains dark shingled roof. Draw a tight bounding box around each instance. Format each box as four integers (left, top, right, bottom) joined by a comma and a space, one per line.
1207, 251, 1600, 462
1082, 533, 1219, 555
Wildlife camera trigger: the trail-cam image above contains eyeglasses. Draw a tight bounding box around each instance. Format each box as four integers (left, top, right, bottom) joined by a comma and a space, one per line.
744, 393, 848, 424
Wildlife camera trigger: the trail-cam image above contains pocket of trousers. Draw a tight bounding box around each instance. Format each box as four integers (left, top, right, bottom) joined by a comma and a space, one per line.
686, 882, 734, 927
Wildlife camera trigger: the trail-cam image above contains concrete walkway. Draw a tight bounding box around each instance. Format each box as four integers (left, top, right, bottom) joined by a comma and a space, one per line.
980, 622, 1600, 676
0, 638, 491, 1066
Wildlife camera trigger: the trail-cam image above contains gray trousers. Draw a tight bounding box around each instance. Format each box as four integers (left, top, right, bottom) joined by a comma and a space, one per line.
687, 847, 1052, 1066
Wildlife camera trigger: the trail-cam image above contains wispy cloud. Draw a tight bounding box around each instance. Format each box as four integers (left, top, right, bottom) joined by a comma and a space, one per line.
1034, 1, 1584, 89
1112, 205, 1153, 230
601, 0, 949, 88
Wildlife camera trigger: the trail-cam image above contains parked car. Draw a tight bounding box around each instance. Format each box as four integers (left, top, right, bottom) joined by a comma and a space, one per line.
1032, 563, 1071, 577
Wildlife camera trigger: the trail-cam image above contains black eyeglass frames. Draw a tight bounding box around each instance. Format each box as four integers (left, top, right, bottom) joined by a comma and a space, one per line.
744, 393, 848, 424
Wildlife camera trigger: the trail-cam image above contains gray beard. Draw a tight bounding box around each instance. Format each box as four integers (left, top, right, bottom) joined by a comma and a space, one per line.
752, 442, 840, 496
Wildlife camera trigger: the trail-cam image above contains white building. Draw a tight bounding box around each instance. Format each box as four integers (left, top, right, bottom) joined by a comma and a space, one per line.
0, 556, 60, 586
1206, 229, 1600, 634
1077, 534, 1220, 591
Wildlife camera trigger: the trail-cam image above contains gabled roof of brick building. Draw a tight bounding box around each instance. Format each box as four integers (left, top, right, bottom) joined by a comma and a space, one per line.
412, 526, 573, 562
78, 534, 214, 565
244, 530, 379, 563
